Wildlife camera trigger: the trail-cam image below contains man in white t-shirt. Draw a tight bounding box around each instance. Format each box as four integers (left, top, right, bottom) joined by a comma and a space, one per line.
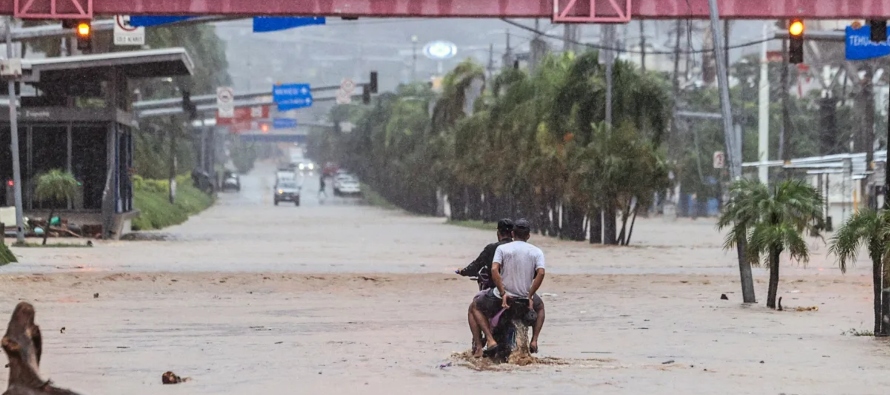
470, 218, 546, 356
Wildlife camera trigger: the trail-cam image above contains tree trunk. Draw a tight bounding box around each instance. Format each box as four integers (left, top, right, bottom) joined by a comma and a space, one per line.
624, 205, 640, 246
589, 208, 602, 244
737, 235, 756, 303
449, 187, 466, 221
547, 201, 559, 237
617, 199, 632, 245
467, 187, 483, 220
603, 203, 618, 245
766, 247, 781, 309
873, 258, 883, 335
41, 208, 54, 246
2, 302, 82, 395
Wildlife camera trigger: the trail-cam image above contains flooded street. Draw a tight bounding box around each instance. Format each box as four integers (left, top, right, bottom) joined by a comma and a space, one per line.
1, 162, 889, 394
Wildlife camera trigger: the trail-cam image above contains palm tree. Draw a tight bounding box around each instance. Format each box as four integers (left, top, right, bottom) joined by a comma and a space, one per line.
718, 179, 823, 308
34, 170, 78, 246
829, 209, 889, 335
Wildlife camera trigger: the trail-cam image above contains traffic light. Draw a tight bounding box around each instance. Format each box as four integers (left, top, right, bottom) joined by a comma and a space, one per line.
75, 21, 92, 52
369, 71, 378, 94
788, 19, 804, 64
362, 85, 370, 104
182, 90, 197, 120
870, 20, 888, 42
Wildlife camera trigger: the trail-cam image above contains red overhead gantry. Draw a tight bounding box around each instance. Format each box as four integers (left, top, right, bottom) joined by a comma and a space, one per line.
3, 0, 890, 21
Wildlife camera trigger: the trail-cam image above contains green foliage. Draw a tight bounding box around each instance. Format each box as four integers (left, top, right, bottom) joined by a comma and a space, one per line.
132, 176, 214, 231
829, 209, 890, 274
719, 179, 823, 266
230, 138, 258, 174
0, 243, 17, 265
34, 169, 78, 206
310, 52, 672, 244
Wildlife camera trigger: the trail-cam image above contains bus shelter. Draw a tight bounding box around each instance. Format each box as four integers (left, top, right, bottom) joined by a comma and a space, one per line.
0, 48, 193, 239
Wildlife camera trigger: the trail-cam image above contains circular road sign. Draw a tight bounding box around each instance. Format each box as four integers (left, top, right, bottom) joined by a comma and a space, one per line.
115, 15, 138, 32
217, 87, 234, 103
341, 78, 356, 94
423, 40, 458, 60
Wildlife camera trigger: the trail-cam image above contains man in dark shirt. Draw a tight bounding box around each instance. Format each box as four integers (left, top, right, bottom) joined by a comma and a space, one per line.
456, 218, 514, 290
455, 218, 513, 353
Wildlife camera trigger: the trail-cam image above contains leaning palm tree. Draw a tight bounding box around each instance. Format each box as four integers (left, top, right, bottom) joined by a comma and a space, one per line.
34, 169, 78, 246
718, 179, 824, 309
829, 209, 890, 335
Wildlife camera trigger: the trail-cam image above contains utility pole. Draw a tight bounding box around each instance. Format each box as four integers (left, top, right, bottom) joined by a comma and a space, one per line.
780, 19, 792, 170
708, 0, 755, 304
487, 43, 495, 80
168, 117, 177, 204
757, 22, 770, 185
639, 21, 646, 73
604, 24, 615, 127
4, 20, 24, 244
411, 35, 418, 81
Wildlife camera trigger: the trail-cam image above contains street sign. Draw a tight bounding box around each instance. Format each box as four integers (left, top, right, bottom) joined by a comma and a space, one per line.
216, 87, 235, 118
336, 90, 352, 105
253, 17, 326, 32
273, 83, 313, 111
129, 16, 194, 27
273, 118, 298, 129
846, 25, 890, 61
113, 16, 145, 46
713, 151, 725, 169
340, 78, 355, 94
216, 105, 269, 126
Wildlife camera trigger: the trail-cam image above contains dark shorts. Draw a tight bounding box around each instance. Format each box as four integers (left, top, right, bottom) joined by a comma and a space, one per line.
473, 289, 543, 318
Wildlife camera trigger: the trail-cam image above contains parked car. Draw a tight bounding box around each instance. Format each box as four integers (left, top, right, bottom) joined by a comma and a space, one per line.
274, 180, 301, 206
334, 177, 362, 197
221, 170, 240, 192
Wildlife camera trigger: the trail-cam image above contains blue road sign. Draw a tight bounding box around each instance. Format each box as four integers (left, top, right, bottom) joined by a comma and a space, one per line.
129, 16, 195, 27
273, 83, 313, 111
240, 133, 306, 143
253, 17, 326, 32
846, 25, 890, 61
273, 118, 298, 129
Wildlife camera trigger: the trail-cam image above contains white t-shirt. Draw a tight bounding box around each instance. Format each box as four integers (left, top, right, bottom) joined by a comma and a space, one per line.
491, 241, 545, 298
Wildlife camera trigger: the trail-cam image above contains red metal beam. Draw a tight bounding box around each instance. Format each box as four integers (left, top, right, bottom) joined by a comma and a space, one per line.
1, 0, 889, 19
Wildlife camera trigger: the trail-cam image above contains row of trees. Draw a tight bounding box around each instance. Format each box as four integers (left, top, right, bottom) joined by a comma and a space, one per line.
312, 52, 672, 245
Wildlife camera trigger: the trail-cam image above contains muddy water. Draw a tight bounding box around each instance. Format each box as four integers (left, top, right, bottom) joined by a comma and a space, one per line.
0, 161, 887, 393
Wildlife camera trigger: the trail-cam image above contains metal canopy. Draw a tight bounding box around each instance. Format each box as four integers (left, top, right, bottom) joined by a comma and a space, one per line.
22, 48, 194, 86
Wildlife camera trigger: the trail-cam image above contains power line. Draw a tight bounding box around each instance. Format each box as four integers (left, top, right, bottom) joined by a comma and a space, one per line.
499, 19, 771, 55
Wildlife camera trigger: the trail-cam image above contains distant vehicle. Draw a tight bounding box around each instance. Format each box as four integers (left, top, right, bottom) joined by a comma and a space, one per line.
274, 180, 301, 206
296, 160, 316, 173
334, 177, 362, 197
221, 170, 240, 192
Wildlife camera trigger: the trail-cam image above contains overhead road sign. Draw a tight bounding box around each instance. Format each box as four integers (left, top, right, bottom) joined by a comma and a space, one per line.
129, 16, 195, 27
273, 83, 313, 111
113, 15, 145, 46
846, 25, 890, 61
253, 17, 326, 32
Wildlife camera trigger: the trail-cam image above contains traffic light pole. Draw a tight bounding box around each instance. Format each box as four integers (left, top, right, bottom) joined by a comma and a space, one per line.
5, 20, 24, 244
